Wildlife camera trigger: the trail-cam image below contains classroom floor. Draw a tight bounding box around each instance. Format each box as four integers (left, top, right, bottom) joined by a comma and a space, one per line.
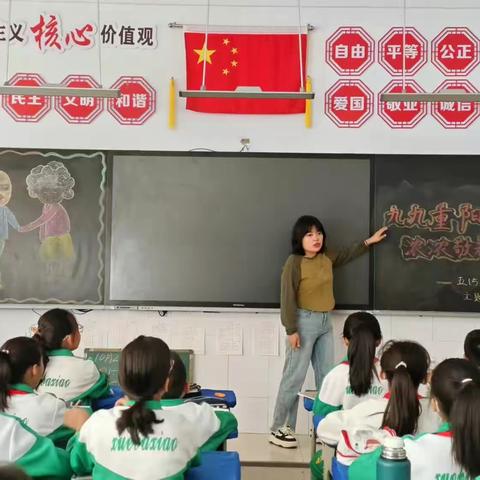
227, 433, 312, 480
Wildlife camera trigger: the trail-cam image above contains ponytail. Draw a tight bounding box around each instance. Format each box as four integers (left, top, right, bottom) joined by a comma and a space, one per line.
343, 312, 382, 396
0, 350, 12, 411
450, 382, 480, 478
348, 327, 378, 396
432, 358, 480, 479
0, 337, 44, 411
116, 400, 163, 445
116, 336, 171, 445
382, 365, 420, 436
380, 341, 430, 437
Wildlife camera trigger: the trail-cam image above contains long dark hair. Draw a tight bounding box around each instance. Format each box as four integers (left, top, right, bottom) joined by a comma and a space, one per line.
0, 337, 45, 411
431, 358, 480, 478
32, 308, 78, 351
116, 336, 171, 445
464, 329, 480, 367
163, 351, 187, 400
380, 340, 430, 436
291, 215, 327, 255
343, 312, 382, 396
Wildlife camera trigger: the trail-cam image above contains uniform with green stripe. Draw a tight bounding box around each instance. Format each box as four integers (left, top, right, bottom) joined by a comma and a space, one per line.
68, 399, 237, 479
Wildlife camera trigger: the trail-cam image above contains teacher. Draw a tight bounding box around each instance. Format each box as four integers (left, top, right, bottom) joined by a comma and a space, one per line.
269, 215, 387, 448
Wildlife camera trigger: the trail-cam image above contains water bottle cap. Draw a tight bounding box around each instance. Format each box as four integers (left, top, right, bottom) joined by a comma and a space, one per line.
383, 437, 405, 449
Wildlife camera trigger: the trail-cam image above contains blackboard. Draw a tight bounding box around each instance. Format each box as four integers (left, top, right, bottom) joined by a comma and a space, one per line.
0, 150, 106, 304
108, 154, 371, 308
374, 155, 480, 312
85, 348, 194, 386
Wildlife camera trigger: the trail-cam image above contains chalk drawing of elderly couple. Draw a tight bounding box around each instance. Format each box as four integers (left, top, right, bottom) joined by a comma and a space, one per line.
0, 161, 75, 287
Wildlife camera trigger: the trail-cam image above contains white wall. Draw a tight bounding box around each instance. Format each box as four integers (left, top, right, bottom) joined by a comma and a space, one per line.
1, 0, 480, 152
0, 307, 476, 434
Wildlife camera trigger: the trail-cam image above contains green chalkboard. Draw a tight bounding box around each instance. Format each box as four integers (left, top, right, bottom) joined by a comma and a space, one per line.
84, 348, 194, 387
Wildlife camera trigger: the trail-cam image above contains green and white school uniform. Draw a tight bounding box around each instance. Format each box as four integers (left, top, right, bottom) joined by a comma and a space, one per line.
0, 411, 72, 479
5, 383, 74, 445
317, 393, 441, 466
349, 423, 467, 480
37, 349, 109, 402
69, 400, 222, 479
160, 399, 238, 452
313, 357, 387, 417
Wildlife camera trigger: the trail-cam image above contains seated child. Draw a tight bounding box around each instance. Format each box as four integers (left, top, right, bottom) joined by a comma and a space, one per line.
162, 351, 237, 451
69, 336, 227, 479
349, 358, 480, 480
0, 412, 71, 479
34, 309, 109, 402
316, 341, 440, 467
0, 337, 89, 446
464, 329, 480, 368
313, 312, 387, 417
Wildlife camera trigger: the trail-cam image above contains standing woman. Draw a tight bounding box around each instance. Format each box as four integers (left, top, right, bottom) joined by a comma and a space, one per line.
270, 215, 387, 448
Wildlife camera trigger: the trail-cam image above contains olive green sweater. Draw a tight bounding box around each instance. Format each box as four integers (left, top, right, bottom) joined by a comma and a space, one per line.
280, 242, 368, 334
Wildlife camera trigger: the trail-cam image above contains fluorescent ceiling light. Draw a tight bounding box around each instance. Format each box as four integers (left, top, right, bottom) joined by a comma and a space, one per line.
0, 84, 121, 98
179, 86, 314, 99
380, 90, 480, 103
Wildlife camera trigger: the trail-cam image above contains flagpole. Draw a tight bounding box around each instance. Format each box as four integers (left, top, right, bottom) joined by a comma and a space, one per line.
305, 76, 312, 128
168, 77, 176, 129
201, 0, 211, 90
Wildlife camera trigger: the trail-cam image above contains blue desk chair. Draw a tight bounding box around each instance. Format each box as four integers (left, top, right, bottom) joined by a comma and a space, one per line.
91, 386, 124, 411
186, 452, 241, 480
331, 457, 349, 480
199, 389, 237, 408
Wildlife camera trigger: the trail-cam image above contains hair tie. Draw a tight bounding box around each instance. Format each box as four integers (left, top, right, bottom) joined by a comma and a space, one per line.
461, 378, 472, 384
0, 349, 9, 355
395, 361, 407, 369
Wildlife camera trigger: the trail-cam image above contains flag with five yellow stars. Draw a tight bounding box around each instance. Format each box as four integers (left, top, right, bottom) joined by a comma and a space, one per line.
184, 26, 308, 114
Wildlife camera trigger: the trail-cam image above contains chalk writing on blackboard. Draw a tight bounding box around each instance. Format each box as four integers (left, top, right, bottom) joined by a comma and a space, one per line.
384, 202, 480, 234
399, 235, 480, 262
384, 201, 480, 263
85, 349, 121, 386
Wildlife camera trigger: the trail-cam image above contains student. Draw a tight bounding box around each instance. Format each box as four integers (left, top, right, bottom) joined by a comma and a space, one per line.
0, 337, 89, 446
316, 341, 440, 467
313, 311, 387, 418
0, 412, 72, 479
163, 351, 189, 399
162, 351, 238, 452
271, 215, 388, 448
464, 329, 480, 368
349, 358, 480, 480
33, 309, 109, 402
69, 336, 225, 479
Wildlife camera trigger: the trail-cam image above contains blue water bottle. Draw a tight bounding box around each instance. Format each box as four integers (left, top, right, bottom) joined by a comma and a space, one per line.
377, 437, 411, 480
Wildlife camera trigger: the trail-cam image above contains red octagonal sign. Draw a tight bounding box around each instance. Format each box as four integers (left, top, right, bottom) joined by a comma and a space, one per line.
378, 27, 428, 76
378, 80, 427, 129
432, 27, 480, 76
2, 73, 51, 123
431, 80, 480, 129
325, 27, 375, 76
107, 76, 156, 125
55, 75, 104, 124
325, 80, 374, 128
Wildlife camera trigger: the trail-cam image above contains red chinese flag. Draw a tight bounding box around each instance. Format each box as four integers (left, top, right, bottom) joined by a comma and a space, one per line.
184, 29, 307, 114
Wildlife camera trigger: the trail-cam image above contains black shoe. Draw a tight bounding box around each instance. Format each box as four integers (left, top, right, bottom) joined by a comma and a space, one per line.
269, 425, 298, 448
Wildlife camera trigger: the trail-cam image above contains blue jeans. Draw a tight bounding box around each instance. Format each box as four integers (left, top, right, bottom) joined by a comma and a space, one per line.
271, 309, 333, 431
